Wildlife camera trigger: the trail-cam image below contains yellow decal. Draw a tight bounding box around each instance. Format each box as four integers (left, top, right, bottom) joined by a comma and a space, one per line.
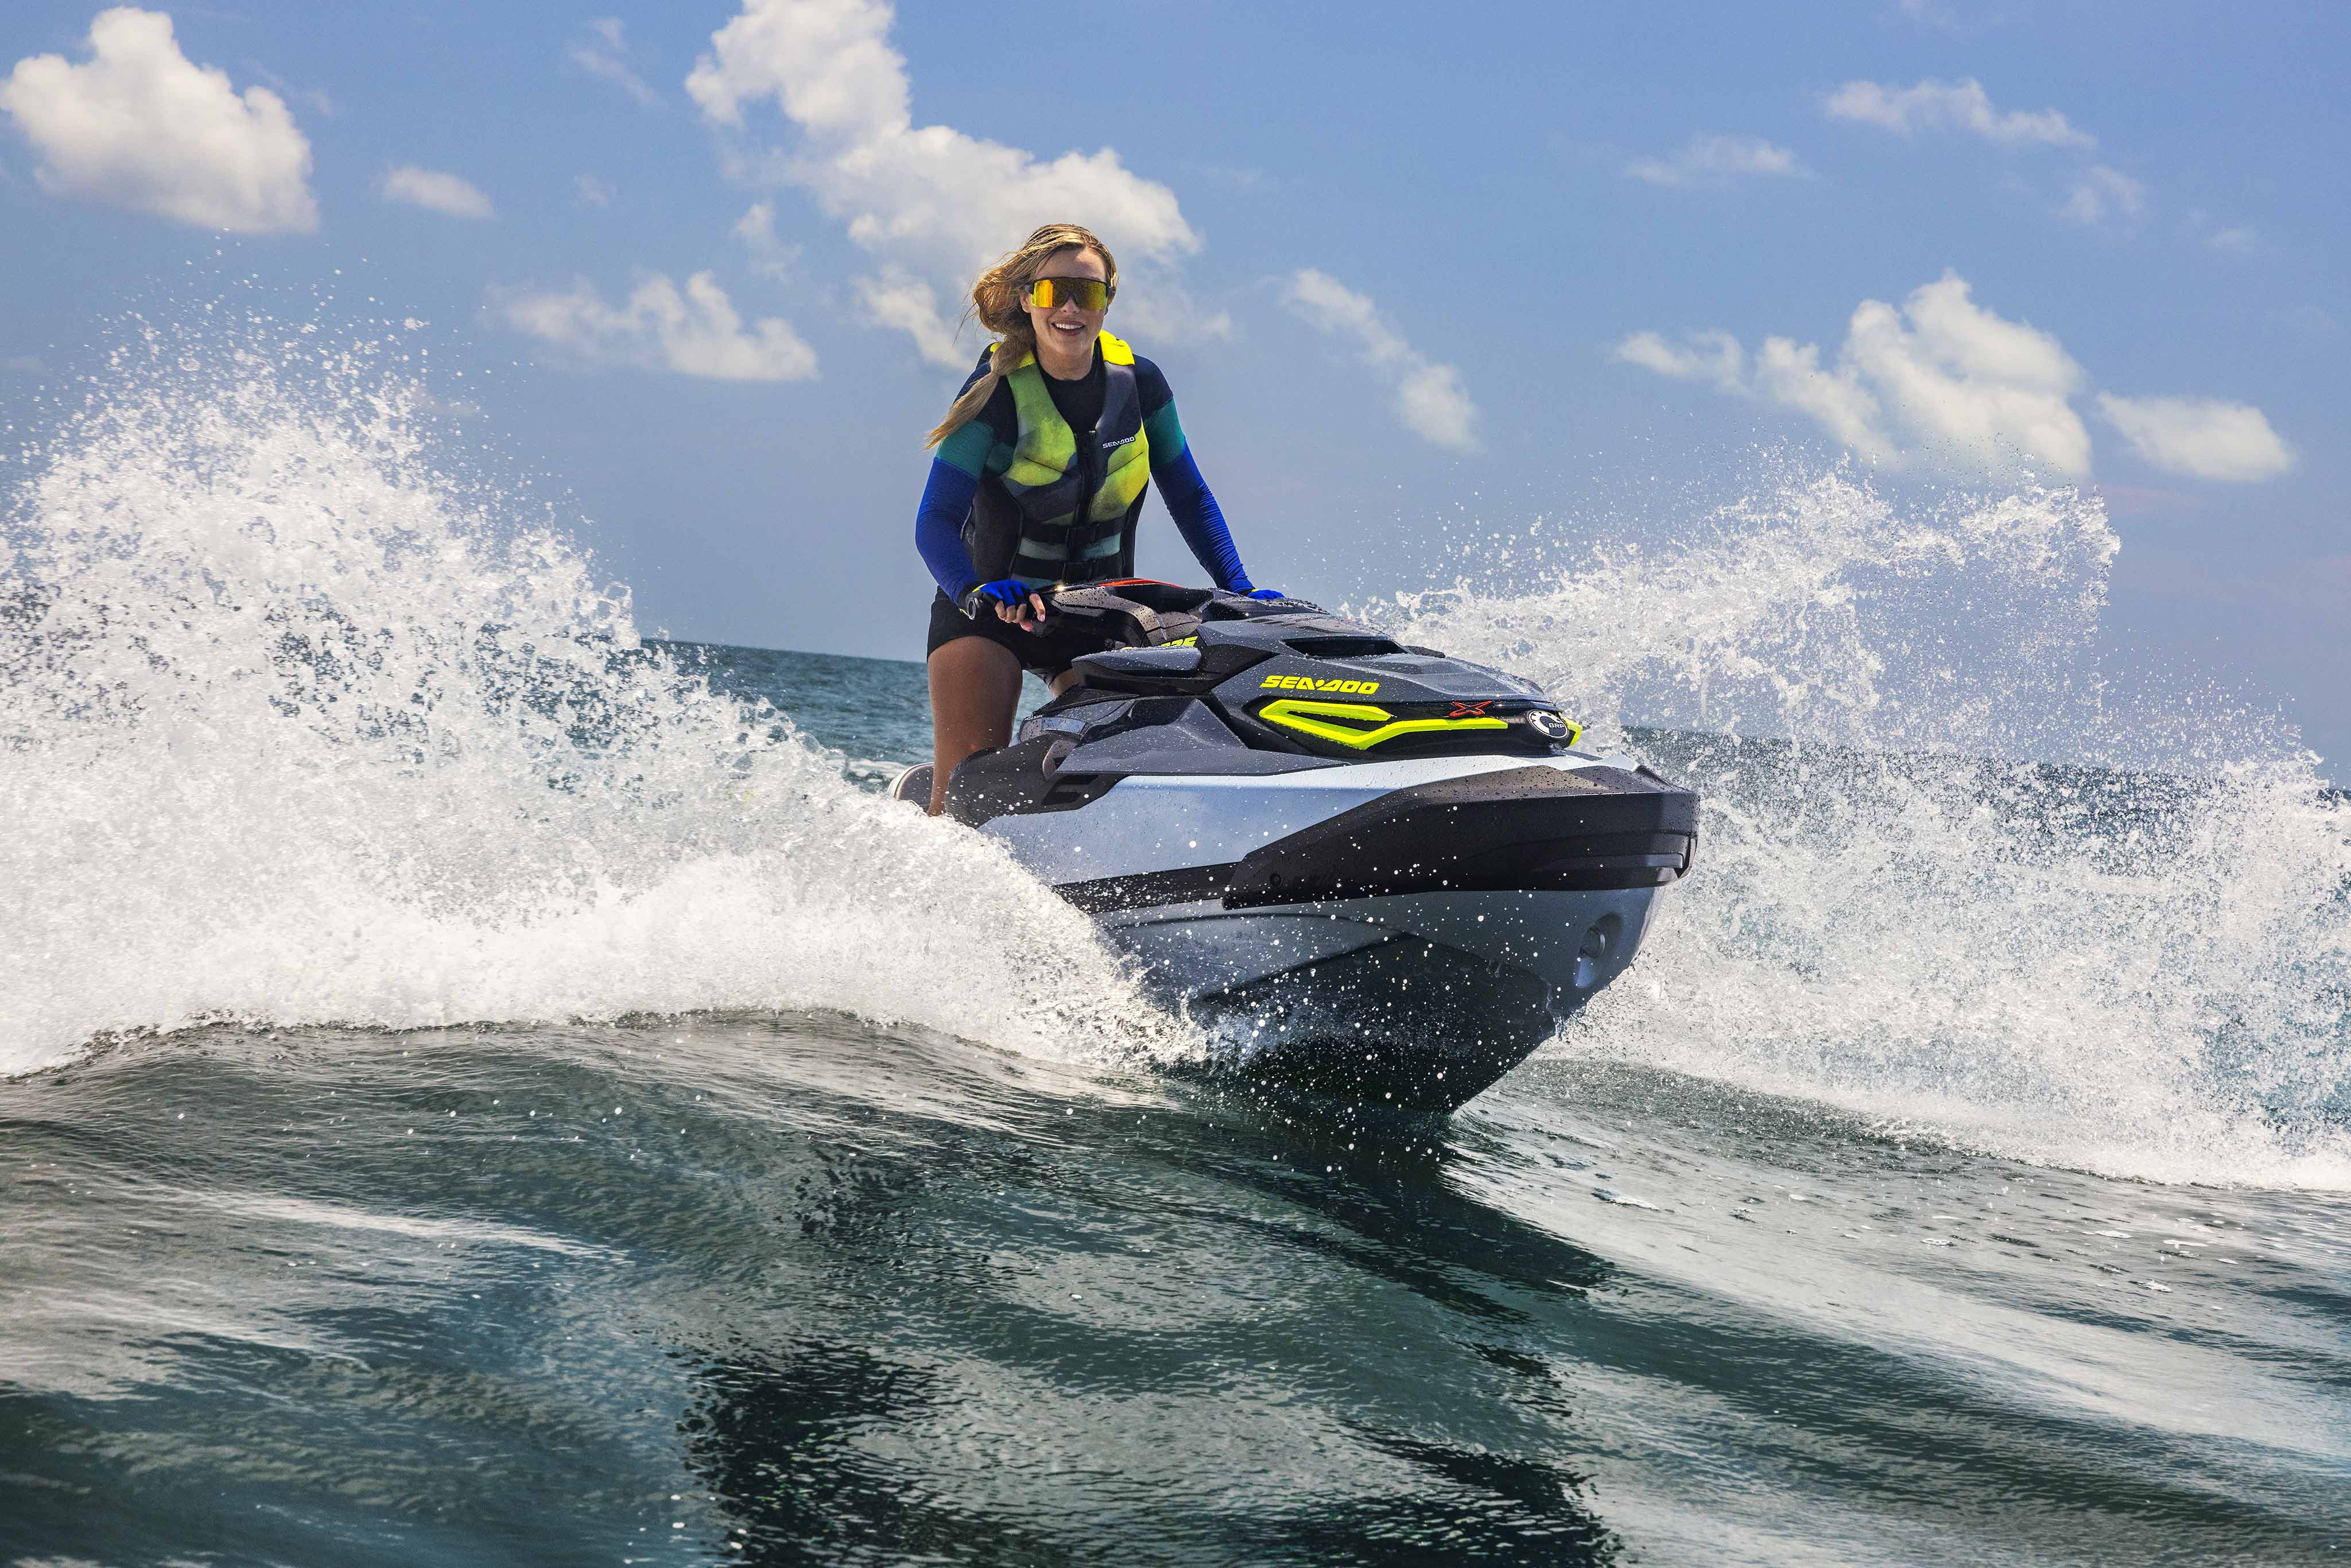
1258, 698, 1509, 751
1162, 635, 1198, 647
1259, 674, 1380, 695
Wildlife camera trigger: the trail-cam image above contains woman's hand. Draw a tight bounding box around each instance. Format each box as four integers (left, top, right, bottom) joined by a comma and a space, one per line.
1225, 574, 1287, 603
963, 580, 1048, 629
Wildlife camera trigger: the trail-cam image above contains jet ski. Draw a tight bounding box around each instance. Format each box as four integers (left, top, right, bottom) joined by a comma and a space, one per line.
894, 581, 1697, 1113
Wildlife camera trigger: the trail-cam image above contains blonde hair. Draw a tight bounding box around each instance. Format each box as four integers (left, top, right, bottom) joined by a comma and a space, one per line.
925, 223, 1119, 447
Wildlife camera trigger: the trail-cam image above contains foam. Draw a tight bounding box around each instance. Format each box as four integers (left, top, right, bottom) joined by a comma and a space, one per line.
1, 323, 1179, 1077
1387, 467, 2351, 1188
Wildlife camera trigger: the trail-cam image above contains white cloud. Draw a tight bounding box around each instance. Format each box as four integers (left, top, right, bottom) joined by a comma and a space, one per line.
685, 0, 1203, 364
2096, 394, 2294, 482
569, 18, 659, 107
3, 354, 45, 375
1285, 270, 1478, 452
1624, 281, 2299, 486
2057, 164, 2144, 226
1615, 271, 2090, 476
1824, 77, 2092, 149
382, 164, 494, 220
1625, 134, 1813, 189
687, 0, 906, 137
732, 200, 800, 281
491, 271, 818, 382
1753, 335, 1899, 464
1627, 324, 1900, 463
1613, 329, 1744, 389
855, 272, 967, 368
0, 7, 316, 233
575, 173, 616, 207
1848, 276, 2089, 470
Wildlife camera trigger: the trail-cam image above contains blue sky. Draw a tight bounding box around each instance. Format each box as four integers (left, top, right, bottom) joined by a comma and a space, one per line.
3, 2, 2344, 772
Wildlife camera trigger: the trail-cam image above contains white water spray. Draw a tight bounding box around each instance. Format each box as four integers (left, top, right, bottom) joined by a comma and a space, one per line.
1394, 467, 2351, 1186
0, 324, 1175, 1077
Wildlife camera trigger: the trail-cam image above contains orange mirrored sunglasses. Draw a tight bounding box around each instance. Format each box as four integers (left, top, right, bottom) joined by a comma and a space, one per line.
1024, 276, 1112, 311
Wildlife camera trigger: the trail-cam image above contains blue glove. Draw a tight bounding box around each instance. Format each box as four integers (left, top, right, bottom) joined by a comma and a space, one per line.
1247, 588, 1287, 601
962, 579, 1037, 619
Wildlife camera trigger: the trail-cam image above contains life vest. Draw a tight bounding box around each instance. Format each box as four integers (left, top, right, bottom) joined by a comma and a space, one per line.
964, 332, 1153, 588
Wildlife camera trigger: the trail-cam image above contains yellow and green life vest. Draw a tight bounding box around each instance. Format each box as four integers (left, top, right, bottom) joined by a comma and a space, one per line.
967, 332, 1153, 588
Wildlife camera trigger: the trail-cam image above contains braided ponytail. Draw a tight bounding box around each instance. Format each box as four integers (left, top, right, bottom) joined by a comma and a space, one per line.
925, 223, 1118, 448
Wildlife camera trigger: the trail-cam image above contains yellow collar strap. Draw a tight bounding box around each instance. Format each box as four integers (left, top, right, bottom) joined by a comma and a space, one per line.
996, 330, 1135, 372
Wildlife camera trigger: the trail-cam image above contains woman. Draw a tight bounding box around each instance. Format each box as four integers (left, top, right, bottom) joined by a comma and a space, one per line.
913, 223, 1280, 816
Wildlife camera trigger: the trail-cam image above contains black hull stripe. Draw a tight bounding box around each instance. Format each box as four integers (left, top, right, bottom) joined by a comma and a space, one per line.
1059, 862, 1234, 914
1054, 838, 1695, 915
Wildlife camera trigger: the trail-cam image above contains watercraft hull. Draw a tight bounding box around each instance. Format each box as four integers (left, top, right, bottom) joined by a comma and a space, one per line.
894, 582, 1700, 1115
946, 754, 1690, 1113
1099, 886, 1661, 1111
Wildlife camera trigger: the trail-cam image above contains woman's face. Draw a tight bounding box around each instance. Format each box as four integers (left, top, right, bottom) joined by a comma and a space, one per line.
1021, 246, 1109, 355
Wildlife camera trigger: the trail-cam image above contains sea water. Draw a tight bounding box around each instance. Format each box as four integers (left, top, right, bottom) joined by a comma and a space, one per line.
3, 329, 2346, 1565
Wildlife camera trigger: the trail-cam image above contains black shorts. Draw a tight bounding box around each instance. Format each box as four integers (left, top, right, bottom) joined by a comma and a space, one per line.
924, 590, 1113, 680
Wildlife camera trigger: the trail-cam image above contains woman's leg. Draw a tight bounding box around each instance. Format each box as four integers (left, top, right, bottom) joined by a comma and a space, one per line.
925, 633, 1024, 816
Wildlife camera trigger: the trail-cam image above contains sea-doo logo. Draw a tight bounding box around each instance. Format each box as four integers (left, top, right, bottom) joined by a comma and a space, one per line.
1260, 674, 1379, 695
1526, 711, 1572, 739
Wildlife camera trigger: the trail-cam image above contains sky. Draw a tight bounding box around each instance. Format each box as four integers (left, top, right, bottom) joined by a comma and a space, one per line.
2, 1, 2344, 774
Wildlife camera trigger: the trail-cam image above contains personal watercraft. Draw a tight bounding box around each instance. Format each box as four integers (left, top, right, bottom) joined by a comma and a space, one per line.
894, 581, 1698, 1113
